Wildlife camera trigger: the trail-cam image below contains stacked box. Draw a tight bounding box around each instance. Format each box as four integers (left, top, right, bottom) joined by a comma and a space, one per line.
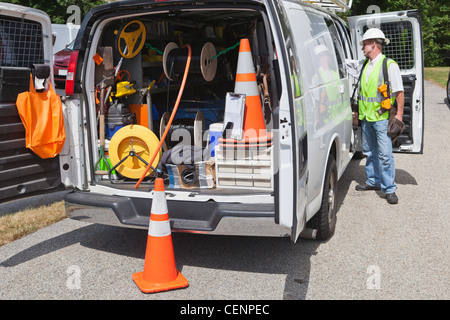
215, 144, 273, 190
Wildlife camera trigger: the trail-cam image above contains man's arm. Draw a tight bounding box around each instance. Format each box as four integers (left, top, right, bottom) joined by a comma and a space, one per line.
387, 61, 404, 121
394, 91, 404, 121
345, 58, 365, 78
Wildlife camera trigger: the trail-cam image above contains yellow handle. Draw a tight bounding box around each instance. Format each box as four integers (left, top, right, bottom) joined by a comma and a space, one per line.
381, 99, 391, 110
378, 83, 388, 98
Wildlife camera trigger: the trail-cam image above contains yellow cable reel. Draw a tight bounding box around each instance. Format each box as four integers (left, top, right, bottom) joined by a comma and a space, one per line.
116, 20, 146, 59
109, 125, 161, 179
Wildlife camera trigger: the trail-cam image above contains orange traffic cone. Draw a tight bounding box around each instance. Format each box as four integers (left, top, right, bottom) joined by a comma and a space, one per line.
232, 38, 271, 145
132, 178, 188, 293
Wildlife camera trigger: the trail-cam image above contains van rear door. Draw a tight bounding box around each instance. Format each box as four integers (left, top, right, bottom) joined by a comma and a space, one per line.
348, 10, 424, 153
0, 3, 62, 202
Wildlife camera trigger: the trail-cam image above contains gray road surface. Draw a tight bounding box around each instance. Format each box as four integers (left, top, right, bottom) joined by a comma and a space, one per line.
1, 81, 449, 301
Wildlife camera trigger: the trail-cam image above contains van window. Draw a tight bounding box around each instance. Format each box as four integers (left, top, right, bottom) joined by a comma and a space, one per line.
284, 8, 340, 90
334, 19, 353, 60
362, 21, 415, 71
325, 18, 347, 79
290, 48, 303, 98
0, 15, 44, 67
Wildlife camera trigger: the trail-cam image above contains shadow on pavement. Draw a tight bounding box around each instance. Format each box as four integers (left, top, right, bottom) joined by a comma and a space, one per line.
1, 220, 322, 300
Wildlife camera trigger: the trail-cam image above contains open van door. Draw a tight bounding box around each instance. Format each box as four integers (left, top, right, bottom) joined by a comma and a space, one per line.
0, 3, 62, 203
267, 0, 308, 242
348, 10, 424, 153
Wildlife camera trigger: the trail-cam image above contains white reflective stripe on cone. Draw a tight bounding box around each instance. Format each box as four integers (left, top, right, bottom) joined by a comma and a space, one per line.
236, 52, 256, 74
148, 220, 171, 237
151, 191, 168, 215
235, 81, 259, 96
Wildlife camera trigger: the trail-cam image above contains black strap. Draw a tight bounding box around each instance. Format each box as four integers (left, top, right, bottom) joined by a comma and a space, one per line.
353, 57, 390, 100
352, 59, 369, 100
382, 56, 390, 98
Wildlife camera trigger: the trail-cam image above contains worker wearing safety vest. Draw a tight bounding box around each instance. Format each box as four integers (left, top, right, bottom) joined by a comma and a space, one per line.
355, 28, 404, 205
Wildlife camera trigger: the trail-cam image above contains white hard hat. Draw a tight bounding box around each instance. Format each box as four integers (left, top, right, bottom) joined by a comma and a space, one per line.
360, 28, 390, 46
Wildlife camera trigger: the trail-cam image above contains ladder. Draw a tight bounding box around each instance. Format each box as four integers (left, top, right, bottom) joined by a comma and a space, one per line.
304, 0, 353, 12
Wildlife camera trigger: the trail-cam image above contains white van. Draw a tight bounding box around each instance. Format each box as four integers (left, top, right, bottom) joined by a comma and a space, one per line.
60, 0, 424, 242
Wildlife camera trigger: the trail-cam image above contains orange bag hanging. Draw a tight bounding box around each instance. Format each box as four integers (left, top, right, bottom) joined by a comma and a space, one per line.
16, 75, 66, 159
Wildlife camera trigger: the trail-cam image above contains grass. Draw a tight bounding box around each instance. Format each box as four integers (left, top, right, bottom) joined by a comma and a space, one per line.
0, 201, 67, 247
424, 67, 449, 88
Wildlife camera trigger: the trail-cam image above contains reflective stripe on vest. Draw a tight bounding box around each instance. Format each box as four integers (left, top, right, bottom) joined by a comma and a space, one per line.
358, 55, 397, 122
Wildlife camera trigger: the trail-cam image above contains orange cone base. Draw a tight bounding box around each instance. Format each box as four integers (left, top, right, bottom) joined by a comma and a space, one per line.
132, 270, 189, 293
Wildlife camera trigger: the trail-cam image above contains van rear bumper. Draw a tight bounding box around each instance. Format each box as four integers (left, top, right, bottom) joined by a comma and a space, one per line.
64, 191, 290, 237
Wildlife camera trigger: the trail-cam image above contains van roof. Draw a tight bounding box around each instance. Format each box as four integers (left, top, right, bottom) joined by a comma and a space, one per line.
73, 0, 266, 51
73, 0, 350, 54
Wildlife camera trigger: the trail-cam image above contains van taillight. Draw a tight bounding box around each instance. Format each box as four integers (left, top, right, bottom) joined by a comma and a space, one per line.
65, 50, 79, 96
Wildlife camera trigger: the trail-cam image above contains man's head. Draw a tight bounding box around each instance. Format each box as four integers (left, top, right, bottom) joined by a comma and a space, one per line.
362, 39, 383, 58
360, 28, 389, 59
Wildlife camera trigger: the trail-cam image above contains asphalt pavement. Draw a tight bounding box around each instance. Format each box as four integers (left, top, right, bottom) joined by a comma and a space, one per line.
0, 81, 448, 301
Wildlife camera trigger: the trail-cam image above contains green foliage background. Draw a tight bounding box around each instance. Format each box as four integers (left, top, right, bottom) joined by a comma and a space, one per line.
3, 0, 106, 24
2, 0, 449, 66
344, 0, 449, 67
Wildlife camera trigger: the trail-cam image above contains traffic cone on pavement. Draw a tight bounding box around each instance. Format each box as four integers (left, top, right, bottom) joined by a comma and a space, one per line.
132, 177, 188, 293
232, 38, 271, 145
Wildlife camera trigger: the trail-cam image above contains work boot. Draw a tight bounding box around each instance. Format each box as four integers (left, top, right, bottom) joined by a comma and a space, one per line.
386, 193, 398, 204
355, 183, 381, 191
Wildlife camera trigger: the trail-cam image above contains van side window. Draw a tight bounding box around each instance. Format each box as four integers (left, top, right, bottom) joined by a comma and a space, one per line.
284, 8, 341, 90
274, 5, 304, 98
289, 49, 303, 98
334, 19, 354, 60
325, 18, 347, 79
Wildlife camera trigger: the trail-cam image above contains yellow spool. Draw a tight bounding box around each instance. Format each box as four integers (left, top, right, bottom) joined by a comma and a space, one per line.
108, 125, 161, 179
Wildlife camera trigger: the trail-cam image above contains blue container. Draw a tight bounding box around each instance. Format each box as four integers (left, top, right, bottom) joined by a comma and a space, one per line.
208, 122, 223, 157
106, 124, 125, 140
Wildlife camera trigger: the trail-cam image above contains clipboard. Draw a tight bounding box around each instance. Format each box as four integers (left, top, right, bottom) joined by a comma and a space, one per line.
222, 92, 246, 140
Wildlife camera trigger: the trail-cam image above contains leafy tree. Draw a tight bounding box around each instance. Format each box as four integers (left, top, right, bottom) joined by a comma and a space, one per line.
3, 0, 448, 66
2, 0, 106, 24
347, 0, 449, 66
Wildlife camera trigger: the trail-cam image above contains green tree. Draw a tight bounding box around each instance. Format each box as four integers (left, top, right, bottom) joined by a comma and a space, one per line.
347, 0, 449, 66
3, 0, 106, 24
3, 0, 448, 66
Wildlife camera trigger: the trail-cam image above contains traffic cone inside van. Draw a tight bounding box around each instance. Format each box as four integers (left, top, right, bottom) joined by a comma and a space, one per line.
231, 38, 271, 145
132, 178, 188, 293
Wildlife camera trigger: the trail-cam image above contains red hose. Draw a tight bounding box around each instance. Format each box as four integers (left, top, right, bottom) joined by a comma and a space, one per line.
134, 44, 192, 188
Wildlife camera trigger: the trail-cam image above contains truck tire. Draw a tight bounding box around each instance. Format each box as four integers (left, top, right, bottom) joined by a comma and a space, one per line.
307, 155, 338, 240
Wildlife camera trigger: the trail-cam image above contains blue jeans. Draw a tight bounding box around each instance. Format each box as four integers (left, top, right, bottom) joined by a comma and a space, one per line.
361, 119, 396, 194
